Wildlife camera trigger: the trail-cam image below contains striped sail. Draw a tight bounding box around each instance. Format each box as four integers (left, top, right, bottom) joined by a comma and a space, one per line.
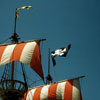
22, 78, 82, 100
0, 41, 44, 80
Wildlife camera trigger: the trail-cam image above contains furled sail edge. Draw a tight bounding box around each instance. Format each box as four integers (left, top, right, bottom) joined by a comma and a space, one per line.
28, 75, 85, 89
0, 39, 46, 46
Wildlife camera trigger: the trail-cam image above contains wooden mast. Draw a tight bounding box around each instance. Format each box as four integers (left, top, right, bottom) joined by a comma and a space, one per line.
11, 9, 20, 80
0, 8, 28, 100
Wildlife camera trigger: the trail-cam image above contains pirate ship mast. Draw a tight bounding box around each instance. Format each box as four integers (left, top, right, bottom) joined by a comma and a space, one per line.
0, 6, 85, 100
0, 8, 28, 100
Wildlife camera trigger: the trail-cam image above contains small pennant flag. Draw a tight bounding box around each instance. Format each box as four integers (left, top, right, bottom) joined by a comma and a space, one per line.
17, 6, 32, 11
16, 6, 32, 18
51, 44, 71, 66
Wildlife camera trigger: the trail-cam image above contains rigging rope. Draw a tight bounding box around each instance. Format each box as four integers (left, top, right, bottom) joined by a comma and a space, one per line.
0, 36, 11, 44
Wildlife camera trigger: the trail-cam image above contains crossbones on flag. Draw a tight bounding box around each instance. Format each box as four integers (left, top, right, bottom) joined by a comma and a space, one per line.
51, 44, 71, 66
16, 6, 32, 18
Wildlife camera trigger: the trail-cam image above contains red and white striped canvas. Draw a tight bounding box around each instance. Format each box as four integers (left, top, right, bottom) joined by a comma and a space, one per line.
0, 41, 44, 80
22, 78, 82, 100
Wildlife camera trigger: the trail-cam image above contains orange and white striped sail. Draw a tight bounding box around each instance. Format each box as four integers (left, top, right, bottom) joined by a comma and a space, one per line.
0, 41, 44, 80
22, 78, 82, 100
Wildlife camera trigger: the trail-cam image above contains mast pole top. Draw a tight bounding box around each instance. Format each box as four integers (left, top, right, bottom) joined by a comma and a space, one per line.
9, 8, 20, 43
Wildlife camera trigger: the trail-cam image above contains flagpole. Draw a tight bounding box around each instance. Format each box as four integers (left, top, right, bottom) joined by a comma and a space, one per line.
46, 48, 53, 84
48, 48, 50, 75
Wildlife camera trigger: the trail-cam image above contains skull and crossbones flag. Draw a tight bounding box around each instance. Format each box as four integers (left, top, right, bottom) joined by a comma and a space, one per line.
51, 44, 71, 66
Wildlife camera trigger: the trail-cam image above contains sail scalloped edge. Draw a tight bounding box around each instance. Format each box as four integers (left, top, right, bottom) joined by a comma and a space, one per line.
21, 78, 82, 100
0, 40, 44, 80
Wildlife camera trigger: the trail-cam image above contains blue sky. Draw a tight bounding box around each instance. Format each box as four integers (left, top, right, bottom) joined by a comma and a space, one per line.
0, 0, 100, 100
